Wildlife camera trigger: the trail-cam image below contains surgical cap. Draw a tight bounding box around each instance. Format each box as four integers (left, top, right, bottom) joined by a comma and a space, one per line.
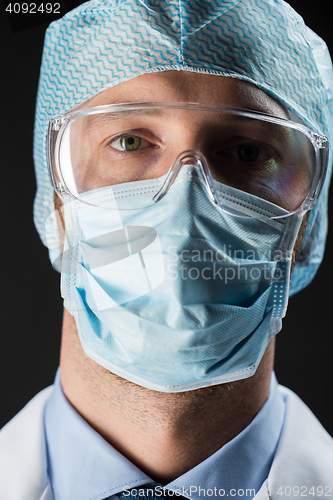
33, 0, 333, 295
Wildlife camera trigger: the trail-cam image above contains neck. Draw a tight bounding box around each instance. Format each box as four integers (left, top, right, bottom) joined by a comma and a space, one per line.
60, 308, 275, 484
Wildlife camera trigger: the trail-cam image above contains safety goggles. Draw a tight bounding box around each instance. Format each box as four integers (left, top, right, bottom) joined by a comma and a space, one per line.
47, 102, 329, 218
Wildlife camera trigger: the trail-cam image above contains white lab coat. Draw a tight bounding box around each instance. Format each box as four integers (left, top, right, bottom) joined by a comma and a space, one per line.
0, 385, 333, 500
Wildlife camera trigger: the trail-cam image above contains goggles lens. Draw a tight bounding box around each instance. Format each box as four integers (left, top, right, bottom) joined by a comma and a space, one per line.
49, 103, 328, 216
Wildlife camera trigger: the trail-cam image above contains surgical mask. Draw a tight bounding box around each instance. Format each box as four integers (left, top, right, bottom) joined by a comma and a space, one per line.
52, 165, 303, 392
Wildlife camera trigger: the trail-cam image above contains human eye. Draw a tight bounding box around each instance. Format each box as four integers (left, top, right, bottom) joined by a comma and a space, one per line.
221, 141, 274, 164
108, 133, 155, 152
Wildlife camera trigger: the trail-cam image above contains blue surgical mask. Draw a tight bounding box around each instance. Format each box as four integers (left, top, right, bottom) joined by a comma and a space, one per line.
57, 167, 303, 392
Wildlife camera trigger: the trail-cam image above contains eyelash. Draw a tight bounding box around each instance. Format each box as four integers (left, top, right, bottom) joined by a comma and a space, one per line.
107, 132, 156, 152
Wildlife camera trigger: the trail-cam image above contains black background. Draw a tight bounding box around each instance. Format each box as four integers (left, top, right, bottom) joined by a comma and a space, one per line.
1, 1, 332, 433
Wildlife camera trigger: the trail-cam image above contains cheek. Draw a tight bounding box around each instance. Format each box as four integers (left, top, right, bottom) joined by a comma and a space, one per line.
73, 148, 174, 192
276, 168, 312, 212
252, 152, 313, 212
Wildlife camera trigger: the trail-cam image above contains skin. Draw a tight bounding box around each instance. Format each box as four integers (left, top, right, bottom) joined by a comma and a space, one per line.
59, 72, 305, 484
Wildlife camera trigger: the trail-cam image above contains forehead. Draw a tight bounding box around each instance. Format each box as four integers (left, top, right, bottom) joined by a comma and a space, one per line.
80, 71, 289, 120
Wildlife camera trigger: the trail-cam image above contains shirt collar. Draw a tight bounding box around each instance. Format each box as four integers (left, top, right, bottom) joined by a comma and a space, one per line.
44, 369, 286, 500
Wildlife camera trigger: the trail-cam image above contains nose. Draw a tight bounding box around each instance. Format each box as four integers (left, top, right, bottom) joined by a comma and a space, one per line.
166, 122, 227, 186
153, 150, 219, 205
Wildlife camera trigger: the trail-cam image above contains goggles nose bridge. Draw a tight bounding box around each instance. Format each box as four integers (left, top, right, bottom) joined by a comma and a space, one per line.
153, 150, 221, 205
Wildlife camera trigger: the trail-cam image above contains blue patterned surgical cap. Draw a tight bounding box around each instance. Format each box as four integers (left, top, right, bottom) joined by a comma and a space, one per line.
33, 0, 333, 295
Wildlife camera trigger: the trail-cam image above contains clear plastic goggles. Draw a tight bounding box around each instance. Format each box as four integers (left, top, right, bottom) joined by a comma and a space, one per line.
47, 102, 329, 217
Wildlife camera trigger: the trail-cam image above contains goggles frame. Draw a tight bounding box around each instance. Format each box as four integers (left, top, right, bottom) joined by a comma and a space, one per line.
47, 102, 329, 218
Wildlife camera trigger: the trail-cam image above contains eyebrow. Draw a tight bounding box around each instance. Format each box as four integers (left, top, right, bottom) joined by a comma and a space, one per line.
81, 106, 293, 145
83, 108, 165, 130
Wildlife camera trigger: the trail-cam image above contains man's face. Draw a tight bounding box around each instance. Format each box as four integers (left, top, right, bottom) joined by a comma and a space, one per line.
55, 71, 311, 393
70, 71, 312, 213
